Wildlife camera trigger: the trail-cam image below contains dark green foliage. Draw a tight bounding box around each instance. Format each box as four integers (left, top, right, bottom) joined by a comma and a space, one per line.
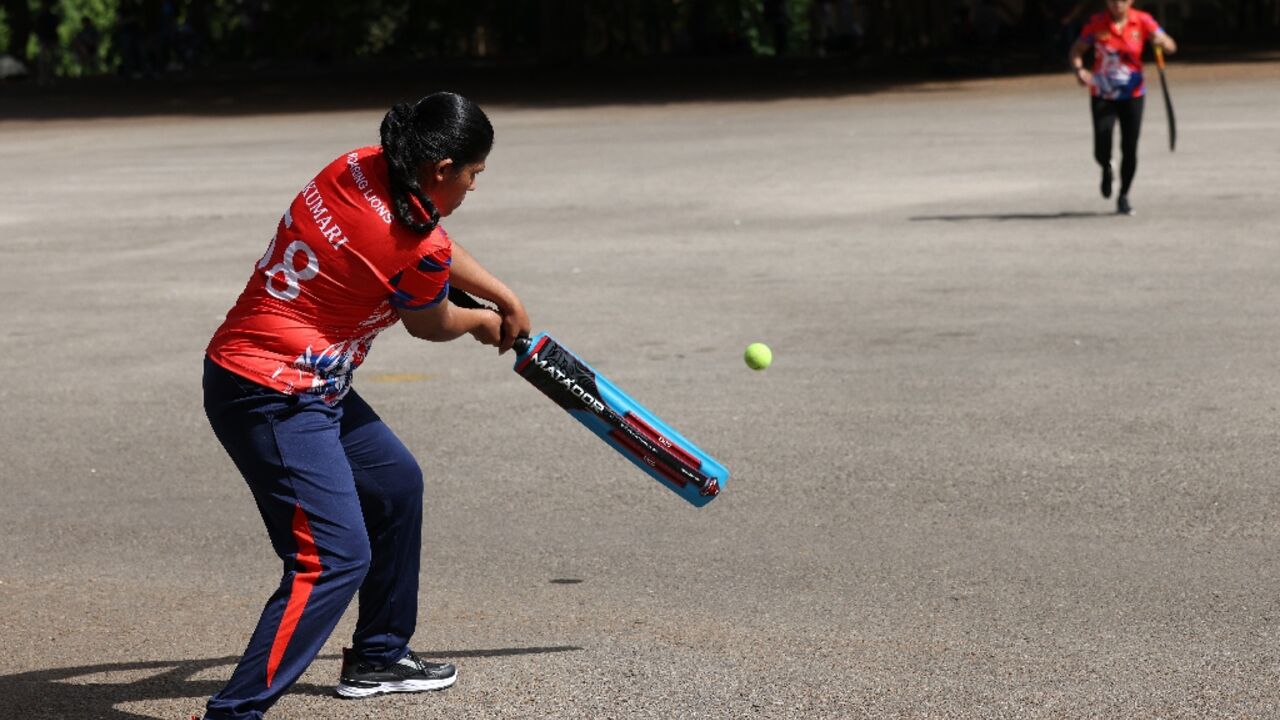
3, 0, 1277, 79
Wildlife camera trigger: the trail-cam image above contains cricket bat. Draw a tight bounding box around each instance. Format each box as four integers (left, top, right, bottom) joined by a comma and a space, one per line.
1154, 46, 1176, 152
448, 287, 728, 506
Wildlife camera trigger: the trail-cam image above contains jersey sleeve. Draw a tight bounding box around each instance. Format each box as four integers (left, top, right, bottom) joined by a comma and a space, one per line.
1142, 13, 1161, 38
1078, 15, 1103, 43
388, 244, 452, 311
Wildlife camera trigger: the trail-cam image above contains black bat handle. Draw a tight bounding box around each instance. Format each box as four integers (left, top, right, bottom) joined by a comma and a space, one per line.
513, 335, 532, 355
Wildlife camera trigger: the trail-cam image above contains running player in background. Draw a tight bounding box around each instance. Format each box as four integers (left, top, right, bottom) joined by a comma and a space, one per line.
1069, 0, 1177, 215
198, 92, 530, 720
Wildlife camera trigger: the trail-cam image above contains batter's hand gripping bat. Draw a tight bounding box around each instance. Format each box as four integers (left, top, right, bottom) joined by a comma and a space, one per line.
1154, 46, 1176, 152
449, 288, 728, 507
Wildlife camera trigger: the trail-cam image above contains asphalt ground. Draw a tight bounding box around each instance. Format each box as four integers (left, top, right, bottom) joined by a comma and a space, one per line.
2, 58, 1279, 719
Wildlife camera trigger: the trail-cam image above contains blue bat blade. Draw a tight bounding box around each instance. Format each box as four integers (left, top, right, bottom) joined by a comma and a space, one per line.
513, 333, 728, 507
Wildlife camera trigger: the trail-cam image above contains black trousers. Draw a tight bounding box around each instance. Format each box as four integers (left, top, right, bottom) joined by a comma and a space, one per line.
1091, 95, 1145, 197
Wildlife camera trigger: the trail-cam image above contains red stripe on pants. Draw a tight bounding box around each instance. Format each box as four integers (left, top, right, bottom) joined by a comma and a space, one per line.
265, 503, 323, 687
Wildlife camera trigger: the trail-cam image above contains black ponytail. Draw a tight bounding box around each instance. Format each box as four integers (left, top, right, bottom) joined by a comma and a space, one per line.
379, 92, 494, 234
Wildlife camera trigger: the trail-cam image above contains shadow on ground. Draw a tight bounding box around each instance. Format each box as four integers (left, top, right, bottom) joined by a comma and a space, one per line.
0, 646, 581, 719
2, 47, 1275, 121
911, 210, 1114, 222
0, 56, 925, 121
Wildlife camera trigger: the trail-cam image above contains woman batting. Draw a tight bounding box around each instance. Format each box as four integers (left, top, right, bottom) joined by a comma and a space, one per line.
198, 92, 530, 719
1069, 0, 1177, 215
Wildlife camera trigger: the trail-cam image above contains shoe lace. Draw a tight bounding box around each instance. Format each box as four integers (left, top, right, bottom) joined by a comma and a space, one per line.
402, 650, 428, 672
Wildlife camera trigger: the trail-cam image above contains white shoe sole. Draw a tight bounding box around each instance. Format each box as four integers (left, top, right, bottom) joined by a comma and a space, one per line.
336, 674, 457, 698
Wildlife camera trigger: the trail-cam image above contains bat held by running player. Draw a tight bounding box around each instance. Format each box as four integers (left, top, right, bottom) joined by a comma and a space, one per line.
1154, 46, 1176, 152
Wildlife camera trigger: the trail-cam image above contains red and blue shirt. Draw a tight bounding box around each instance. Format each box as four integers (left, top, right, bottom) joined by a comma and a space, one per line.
1080, 9, 1162, 100
207, 146, 450, 404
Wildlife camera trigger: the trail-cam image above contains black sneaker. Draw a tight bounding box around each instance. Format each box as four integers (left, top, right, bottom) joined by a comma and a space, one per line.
1117, 196, 1134, 215
1100, 162, 1114, 199
336, 647, 457, 698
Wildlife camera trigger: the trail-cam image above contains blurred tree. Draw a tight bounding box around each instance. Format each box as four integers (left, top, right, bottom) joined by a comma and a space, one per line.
1, 0, 1277, 80
55, 0, 114, 76
2, 0, 32, 62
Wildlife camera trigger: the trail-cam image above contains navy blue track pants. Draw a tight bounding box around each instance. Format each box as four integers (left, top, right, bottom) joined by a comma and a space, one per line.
202, 357, 425, 720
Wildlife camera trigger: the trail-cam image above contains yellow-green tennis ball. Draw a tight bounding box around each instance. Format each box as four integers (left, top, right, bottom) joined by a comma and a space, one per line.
744, 342, 772, 370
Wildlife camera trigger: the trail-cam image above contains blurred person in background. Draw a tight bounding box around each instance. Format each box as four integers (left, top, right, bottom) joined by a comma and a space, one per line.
1069, 0, 1176, 215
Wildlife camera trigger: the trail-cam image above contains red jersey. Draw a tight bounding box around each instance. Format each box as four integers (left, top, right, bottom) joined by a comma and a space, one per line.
207, 146, 451, 404
1079, 9, 1162, 100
